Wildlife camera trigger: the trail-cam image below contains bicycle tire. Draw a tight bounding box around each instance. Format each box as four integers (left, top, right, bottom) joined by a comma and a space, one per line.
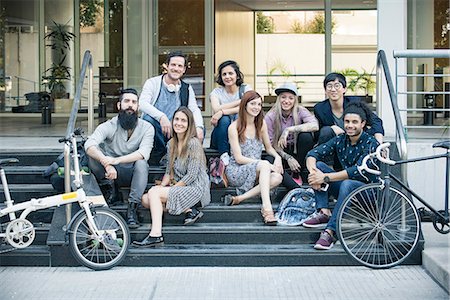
68, 207, 130, 271
337, 183, 420, 269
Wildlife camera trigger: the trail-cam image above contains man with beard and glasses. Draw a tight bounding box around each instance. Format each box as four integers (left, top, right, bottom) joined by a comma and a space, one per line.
139, 51, 204, 165
302, 101, 380, 250
85, 88, 154, 228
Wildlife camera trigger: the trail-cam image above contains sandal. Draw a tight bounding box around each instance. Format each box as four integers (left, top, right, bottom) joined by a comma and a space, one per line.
261, 208, 277, 226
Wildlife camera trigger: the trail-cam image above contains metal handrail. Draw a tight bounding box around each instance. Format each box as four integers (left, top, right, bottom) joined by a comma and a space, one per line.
65, 50, 94, 139
393, 49, 450, 132
393, 49, 450, 58
64, 50, 93, 224
376, 50, 408, 161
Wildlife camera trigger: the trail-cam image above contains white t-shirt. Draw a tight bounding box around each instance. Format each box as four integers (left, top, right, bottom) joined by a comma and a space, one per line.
209, 84, 252, 106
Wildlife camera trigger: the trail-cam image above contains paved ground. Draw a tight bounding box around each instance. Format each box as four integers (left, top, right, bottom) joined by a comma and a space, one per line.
0, 265, 448, 300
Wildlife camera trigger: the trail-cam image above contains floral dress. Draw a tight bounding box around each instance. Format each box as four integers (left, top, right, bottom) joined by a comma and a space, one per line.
225, 137, 263, 195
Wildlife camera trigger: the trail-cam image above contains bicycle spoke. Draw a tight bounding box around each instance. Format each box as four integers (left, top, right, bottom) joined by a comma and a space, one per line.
338, 184, 420, 268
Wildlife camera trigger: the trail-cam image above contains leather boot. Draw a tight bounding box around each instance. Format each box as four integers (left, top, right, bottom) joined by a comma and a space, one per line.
127, 202, 140, 229
98, 180, 119, 206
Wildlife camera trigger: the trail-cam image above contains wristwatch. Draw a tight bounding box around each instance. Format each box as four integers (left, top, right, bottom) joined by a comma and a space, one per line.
323, 176, 330, 184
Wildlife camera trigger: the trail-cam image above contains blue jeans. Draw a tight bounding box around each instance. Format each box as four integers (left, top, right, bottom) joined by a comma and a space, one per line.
142, 114, 169, 163
88, 157, 149, 204
314, 161, 364, 232
210, 115, 234, 155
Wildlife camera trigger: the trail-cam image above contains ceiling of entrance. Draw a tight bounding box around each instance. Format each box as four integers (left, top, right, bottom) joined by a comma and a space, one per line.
230, 0, 377, 10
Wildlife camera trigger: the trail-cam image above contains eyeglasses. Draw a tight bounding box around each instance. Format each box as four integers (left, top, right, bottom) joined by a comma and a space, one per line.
326, 83, 343, 91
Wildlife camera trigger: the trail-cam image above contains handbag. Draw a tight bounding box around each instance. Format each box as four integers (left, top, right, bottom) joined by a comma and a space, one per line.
209, 155, 228, 188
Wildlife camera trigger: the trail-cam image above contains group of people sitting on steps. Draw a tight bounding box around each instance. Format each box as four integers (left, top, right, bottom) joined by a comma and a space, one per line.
84, 51, 384, 250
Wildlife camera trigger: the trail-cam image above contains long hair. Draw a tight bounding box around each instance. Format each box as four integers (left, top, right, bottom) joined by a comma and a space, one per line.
168, 107, 200, 178
267, 92, 301, 149
236, 90, 264, 143
215, 60, 244, 87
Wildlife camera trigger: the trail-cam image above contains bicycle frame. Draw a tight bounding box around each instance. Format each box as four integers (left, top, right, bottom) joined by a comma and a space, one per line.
0, 135, 102, 242
382, 150, 450, 223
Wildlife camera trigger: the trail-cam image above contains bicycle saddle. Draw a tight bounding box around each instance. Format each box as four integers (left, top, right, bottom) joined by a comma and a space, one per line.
432, 140, 450, 150
0, 158, 19, 166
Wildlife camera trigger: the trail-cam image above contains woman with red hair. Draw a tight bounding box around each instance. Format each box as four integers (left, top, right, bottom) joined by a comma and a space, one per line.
223, 90, 283, 225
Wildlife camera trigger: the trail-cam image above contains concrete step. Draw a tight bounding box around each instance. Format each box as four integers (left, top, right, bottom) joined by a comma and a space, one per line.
129, 223, 323, 245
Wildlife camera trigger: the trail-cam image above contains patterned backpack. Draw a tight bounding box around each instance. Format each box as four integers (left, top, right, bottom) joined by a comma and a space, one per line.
276, 187, 316, 226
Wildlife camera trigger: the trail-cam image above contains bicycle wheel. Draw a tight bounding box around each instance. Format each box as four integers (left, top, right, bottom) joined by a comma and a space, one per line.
337, 183, 420, 269
69, 207, 130, 271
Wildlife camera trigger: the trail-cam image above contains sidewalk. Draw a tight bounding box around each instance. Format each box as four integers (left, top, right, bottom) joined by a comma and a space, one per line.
0, 265, 447, 300
0, 224, 448, 300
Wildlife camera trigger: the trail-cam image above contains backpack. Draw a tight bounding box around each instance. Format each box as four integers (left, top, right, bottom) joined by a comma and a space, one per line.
209, 153, 229, 188
43, 137, 89, 192
276, 187, 316, 226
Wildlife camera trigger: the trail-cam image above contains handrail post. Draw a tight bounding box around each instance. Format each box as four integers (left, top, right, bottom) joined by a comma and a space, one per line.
64, 143, 71, 224
88, 60, 94, 135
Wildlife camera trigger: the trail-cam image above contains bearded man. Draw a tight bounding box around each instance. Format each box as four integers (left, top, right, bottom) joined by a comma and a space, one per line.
85, 88, 154, 228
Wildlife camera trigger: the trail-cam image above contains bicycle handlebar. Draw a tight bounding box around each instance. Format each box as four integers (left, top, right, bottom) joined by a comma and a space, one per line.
58, 127, 85, 143
376, 143, 396, 165
358, 152, 381, 175
357, 143, 396, 176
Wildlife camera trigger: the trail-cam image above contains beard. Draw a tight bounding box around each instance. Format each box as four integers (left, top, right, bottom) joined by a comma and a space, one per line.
118, 108, 138, 130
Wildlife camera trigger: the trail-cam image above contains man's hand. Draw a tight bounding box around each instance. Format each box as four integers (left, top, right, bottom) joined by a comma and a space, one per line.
196, 127, 204, 142
105, 165, 117, 180
308, 167, 325, 186
210, 110, 223, 127
287, 156, 301, 173
331, 125, 345, 135
100, 156, 120, 166
277, 128, 290, 149
159, 115, 172, 138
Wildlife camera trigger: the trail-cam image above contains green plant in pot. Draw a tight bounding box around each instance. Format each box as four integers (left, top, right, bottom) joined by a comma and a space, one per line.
337, 68, 375, 103
356, 68, 376, 96
42, 21, 75, 99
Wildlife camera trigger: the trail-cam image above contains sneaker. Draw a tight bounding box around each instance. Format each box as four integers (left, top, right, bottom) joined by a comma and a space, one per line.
302, 211, 330, 228
184, 208, 204, 225
314, 230, 336, 250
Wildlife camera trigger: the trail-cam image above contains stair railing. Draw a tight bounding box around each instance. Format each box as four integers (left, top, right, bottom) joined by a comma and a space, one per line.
64, 50, 93, 224
393, 50, 450, 134
376, 50, 408, 160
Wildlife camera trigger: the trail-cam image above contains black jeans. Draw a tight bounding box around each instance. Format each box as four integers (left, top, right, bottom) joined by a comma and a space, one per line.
264, 132, 314, 190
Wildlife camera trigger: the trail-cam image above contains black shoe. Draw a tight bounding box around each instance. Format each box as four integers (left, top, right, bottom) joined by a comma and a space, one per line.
183, 207, 204, 225
99, 180, 120, 205
127, 202, 140, 229
132, 235, 164, 247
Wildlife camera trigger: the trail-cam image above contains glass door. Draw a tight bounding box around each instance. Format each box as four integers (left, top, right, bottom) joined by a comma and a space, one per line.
156, 0, 206, 110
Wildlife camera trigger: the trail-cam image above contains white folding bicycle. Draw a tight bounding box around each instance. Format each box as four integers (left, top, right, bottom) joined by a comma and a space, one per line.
0, 129, 130, 270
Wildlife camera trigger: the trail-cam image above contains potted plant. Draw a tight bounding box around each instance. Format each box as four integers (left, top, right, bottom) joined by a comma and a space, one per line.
355, 68, 376, 103
337, 68, 375, 103
42, 21, 75, 111
264, 61, 292, 104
